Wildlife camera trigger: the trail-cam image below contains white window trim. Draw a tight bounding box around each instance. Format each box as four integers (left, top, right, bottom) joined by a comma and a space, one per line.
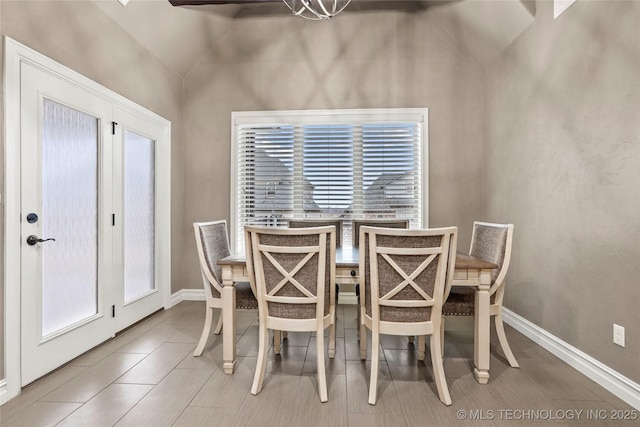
230, 108, 429, 253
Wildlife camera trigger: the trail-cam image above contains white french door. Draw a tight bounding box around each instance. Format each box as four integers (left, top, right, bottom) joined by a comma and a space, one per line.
20, 62, 115, 386
14, 45, 170, 386
112, 107, 165, 331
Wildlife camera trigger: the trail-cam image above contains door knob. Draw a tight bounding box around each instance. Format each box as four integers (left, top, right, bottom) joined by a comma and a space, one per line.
26, 235, 56, 246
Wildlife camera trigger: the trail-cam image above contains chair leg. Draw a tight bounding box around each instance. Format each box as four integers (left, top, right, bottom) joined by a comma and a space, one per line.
316, 328, 328, 402
495, 313, 519, 368
430, 333, 452, 406
193, 305, 213, 357
359, 310, 367, 360
251, 322, 270, 396
356, 285, 362, 340
328, 318, 336, 359
417, 335, 426, 361
440, 318, 445, 357
274, 330, 282, 355
368, 329, 380, 405
213, 310, 223, 335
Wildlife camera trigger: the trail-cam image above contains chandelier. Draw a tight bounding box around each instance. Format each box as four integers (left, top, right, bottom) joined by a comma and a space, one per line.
283, 0, 352, 20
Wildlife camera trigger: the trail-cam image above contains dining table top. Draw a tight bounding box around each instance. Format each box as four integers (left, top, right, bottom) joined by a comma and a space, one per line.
218, 246, 497, 271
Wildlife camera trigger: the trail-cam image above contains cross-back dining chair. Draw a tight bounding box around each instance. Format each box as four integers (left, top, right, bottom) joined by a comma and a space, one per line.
289, 219, 343, 305
359, 226, 458, 406
192, 220, 257, 357
442, 222, 519, 368
245, 225, 337, 402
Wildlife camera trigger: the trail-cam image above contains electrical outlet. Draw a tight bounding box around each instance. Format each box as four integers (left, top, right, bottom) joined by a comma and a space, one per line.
613, 324, 625, 347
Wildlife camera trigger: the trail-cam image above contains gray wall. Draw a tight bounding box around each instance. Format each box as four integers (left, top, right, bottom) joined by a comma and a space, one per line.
485, 0, 640, 382
182, 9, 486, 293
0, 0, 186, 382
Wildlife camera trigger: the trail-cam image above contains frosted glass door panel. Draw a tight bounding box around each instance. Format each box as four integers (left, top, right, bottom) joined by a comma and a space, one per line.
41, 99, 98, 337
124, 130, 155, 302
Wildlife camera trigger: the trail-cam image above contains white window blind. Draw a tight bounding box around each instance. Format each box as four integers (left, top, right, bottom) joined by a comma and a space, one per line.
232, 109, 428, 252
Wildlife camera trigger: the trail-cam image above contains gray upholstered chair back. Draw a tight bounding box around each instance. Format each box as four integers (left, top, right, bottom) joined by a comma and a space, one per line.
194, 220, 230, 298
288, 219, 343, 247
245, 226, 336, 320
469, 222, 513, 288
352, 219, 409, 247
443, 222, 514, 315
361, 226, 457, 323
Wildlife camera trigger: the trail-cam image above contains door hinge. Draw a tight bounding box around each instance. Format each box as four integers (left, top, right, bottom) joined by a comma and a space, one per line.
112, 213, 115, 226
112, 305, 115, 317
112, 121, 118, 135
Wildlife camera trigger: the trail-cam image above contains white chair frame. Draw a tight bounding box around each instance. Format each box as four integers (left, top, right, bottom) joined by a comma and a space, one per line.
442, 222, 518, 368
359, 226, 458, 406
192, 220, 229, 357
245, 225, 337, 402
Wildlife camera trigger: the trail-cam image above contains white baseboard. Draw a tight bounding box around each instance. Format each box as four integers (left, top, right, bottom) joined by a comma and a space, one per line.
503, 308, 640, 410
170, 288, 206, 306
0, 379, 8, 405
338, 291, 358, 305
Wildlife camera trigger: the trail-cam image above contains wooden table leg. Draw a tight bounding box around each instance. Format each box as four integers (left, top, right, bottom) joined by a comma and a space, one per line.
473, 269, 492, 384
222, 277, 237, 375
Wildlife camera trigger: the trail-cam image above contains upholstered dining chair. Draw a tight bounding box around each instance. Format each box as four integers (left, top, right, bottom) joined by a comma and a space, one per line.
245, 225, 337, 402
352, 219, 409, 333
288, 219, 342, 247
352, 219, 409, 247
289, 219, 343, 306
192, 220, 257, 357
359, 226, 458, 406
442, 222, 519, 368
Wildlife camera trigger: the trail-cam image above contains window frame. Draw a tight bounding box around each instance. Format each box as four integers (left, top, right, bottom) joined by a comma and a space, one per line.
230, 108, 429, 253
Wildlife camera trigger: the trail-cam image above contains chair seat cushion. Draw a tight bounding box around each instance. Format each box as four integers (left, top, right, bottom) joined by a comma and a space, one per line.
443, 287, 475, 316
236, 281, 258, 309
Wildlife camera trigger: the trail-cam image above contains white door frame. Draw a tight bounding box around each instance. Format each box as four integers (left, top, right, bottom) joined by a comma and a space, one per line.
2, 37, 172, 402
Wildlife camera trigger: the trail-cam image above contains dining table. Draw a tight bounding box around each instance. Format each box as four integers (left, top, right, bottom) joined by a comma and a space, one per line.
217, 245, 498, 384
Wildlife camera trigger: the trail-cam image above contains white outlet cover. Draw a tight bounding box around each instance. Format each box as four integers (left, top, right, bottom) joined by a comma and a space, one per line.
613, 324, 625, 347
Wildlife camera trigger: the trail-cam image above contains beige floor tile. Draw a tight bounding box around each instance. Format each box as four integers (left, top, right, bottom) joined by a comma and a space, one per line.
114, 368, 212, 426
287, 374, 348, 426
172, 406, 240, 427
0, 366, 86, 422
115, 342, 194, 384
40, 353, 147, 403
71, 331, 143, 367
115, 323, 186, 354
2, 401, 82, 427
189, 355, 256, 409
56, 384, 153, 427
345, 360, 404, 416
2, 302, 634, 427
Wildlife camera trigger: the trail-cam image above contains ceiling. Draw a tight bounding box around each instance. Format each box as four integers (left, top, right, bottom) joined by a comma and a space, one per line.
91, 0, 535, 78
